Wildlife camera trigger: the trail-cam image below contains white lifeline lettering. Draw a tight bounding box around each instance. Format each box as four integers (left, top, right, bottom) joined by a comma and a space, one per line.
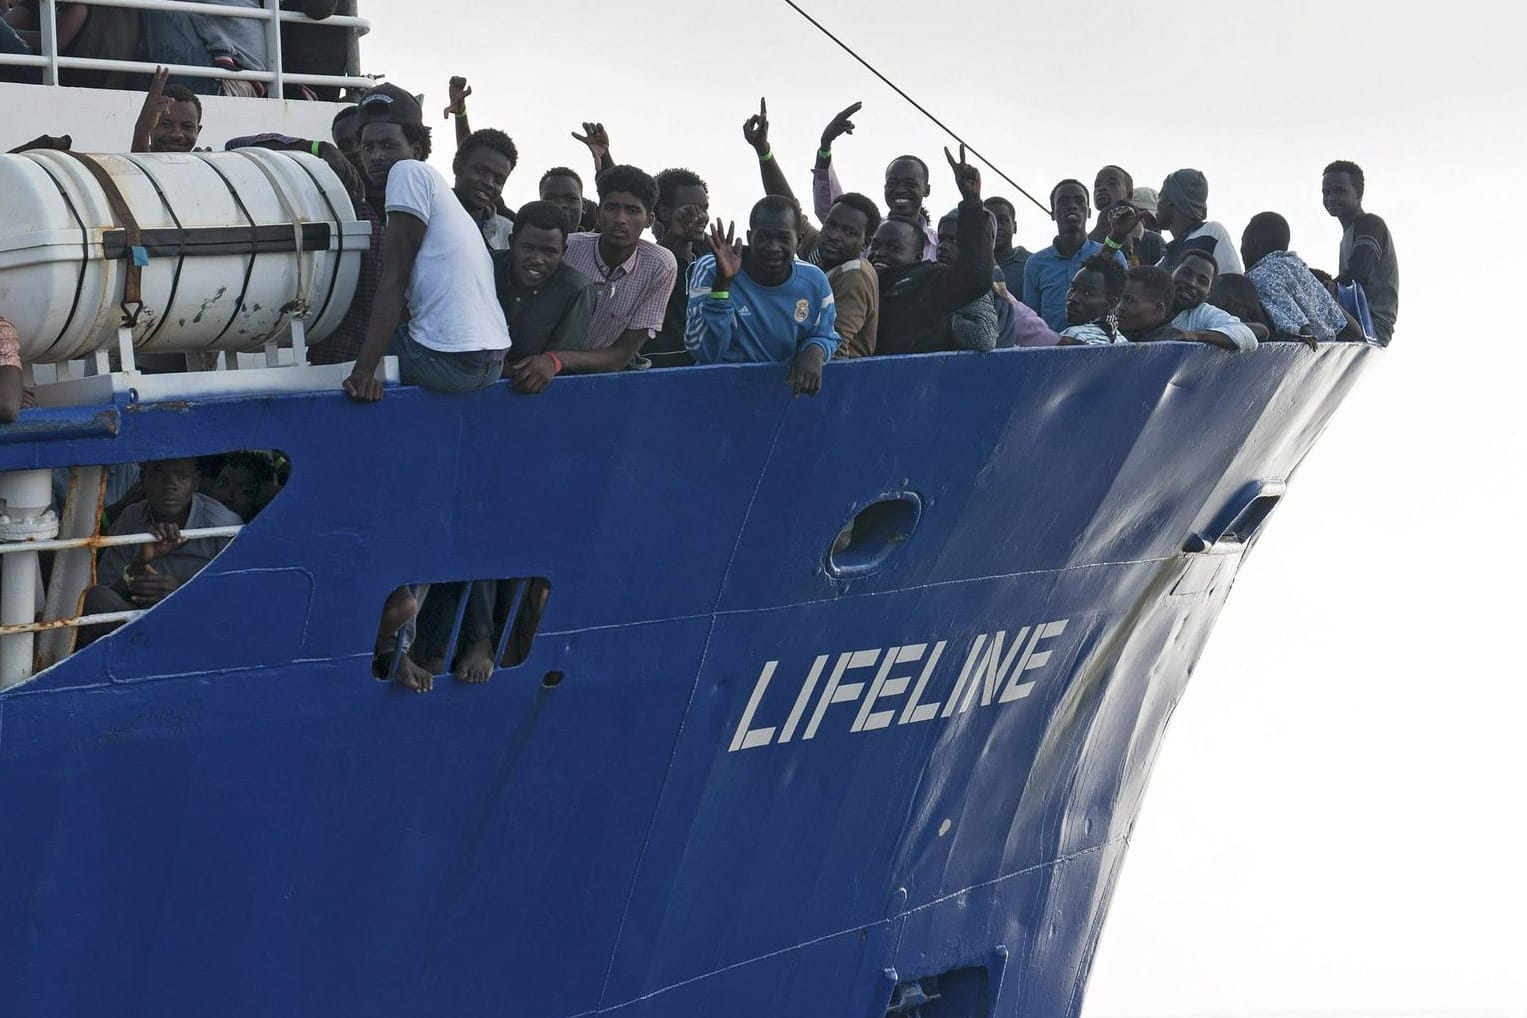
777, 654, 830, 744
999, 620, 1069, 702
803, 649, 882, 740
729, 661, 780, 752
851, 645, 924, 732
897, 640, 948, 725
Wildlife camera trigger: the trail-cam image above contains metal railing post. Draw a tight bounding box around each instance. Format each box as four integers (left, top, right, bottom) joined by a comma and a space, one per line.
263, 0, 283, 98
36, 0, 59, 86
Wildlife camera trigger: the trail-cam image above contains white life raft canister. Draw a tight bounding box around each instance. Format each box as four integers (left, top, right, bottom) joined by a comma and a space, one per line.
0, 149, 371, 363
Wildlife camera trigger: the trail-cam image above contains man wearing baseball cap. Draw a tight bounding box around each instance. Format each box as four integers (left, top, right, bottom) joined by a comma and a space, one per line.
342, 83, 512, 401
1154, 168, 1243, 274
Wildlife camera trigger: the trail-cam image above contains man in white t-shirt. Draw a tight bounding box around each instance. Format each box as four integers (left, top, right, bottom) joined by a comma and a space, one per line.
342, 84, 512, 402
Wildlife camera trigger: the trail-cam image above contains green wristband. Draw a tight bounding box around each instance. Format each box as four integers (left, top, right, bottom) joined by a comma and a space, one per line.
709, 290, 730, 300
310, 140, 322, 157
760, 150, 774, 162
1104, 236, 1123, 250
818, 147, 832, 159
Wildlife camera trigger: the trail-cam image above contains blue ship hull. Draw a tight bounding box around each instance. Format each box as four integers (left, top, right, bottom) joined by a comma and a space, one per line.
0, 343, 1373, 1017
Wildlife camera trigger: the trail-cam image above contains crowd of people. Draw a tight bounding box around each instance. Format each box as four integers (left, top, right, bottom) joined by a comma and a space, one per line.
0, 70, 1401, 687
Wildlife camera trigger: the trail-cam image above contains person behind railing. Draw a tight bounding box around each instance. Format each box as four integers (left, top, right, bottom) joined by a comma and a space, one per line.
342, 84, 511, 400
280, 0, 353, 100
1088, 166, 1166, 267
131, 68, 203, 153
1321, 159, 1397, 345
1167, 250, 1262, 351
937, 206, 1059, 349
1022, 179, 1125, 333
813, 101, 940, 263
140, 0, 268, 97
1058, 254, 1127, 346
0, 315, 24, 423
538, 167, 591, 236
1155, 168, 1243, 274
1240, 211, 1363, 345
643, 167, 711, 369
209, 451, 278, 522
79, 458, 242, 644
684, 197, 840, 397
1115, 266, 1187, 344
494, 201, 594, 395
867, 146, 999, 357
3, 0, 140, 88
742, 98, 881, 358
982, 196, 1033, 295
552, 164, 678, 377
452, 128, 518, 253
331, 103, 360, 165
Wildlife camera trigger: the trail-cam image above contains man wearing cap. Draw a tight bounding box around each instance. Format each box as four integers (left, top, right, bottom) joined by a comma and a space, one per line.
342, 84, 511, 401
1155, 168, 1243, 275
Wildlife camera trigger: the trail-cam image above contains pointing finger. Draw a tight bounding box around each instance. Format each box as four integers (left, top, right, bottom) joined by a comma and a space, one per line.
760, 96, 767, 117
843, 101, 862, 117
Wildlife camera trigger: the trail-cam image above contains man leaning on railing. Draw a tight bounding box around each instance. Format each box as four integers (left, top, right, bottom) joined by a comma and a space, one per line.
78, 458, 242, 646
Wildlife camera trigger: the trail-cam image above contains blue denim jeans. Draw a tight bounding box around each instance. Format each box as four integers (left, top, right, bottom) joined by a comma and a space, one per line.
387, 322, 504, 393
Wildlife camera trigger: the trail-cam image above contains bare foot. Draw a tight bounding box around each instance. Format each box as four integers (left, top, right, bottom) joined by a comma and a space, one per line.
395, 655, 433, 693
454, 640, 494, 684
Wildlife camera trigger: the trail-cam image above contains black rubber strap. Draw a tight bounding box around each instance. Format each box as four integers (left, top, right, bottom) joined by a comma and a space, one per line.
61, 151, 147, 327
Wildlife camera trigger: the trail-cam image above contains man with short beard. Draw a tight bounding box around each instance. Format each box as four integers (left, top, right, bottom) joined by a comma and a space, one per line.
684, 196, 839, 396
1167, 250, 1260, 351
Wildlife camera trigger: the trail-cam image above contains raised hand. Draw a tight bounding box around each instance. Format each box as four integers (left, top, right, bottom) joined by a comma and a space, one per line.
707, 219, 744, 283
670, 203, 709, 242
133, 67, 172, 145
945, 143, 981, 203
139, 521, 188, 567
444, 75, 471, 119
1107, 204, 1142, 243
820, 101, 862, 149
571, 122, 610, 161
742, 97, 770, 156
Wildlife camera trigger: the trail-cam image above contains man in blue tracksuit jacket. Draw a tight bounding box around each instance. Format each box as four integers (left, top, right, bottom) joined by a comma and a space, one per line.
685, 195, 839, 396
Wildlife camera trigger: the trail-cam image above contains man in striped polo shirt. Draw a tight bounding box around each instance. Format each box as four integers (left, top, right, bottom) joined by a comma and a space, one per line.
549, 165, 678, 379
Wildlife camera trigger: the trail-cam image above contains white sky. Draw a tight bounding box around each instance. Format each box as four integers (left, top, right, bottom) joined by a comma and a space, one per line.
355, 0, 1527, 1012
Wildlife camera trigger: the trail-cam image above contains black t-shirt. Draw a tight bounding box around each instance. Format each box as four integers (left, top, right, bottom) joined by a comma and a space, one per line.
490, 256, 594, 362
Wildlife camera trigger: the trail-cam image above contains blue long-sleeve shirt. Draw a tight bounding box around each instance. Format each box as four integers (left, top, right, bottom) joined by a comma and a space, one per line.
684, 254, 840, 364
1022, 239, 1124, 332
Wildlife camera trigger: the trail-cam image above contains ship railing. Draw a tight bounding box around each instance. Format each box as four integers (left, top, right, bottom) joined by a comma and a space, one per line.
0, 0, 374, 95
0, 522, 243, 689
